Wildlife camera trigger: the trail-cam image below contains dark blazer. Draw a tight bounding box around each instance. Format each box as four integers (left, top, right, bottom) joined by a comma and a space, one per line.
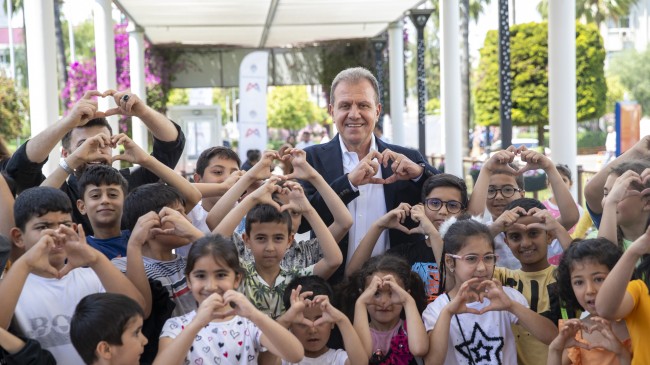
301, 134, 439, 278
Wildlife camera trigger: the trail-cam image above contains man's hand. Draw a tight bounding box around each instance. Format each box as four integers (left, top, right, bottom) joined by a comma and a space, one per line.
102, 90, 148, 118
63, 90, 105, 127
348, 150, 383, 187
380, 149, 424, 184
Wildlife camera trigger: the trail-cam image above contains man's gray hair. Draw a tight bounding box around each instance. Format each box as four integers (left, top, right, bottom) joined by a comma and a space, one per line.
330, 67, 380, 106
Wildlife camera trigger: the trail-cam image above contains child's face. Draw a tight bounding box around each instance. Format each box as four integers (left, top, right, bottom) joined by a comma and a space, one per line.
424, 186, 464, 229
487, 174, 524, 219
78, 184, 124, 228
602, 173, 648, 226
570, 259, 610, 315
195, 156, 240, 184
504, 215, 551, 272
108, 315, 148, 365
445, 235, 495, 290
275, 194, 301, 234
364, 271, 404, 329
290, 305, 332, 358
12, 211, 74, 269
243, 222, 293, 270
187, 255, 242, 306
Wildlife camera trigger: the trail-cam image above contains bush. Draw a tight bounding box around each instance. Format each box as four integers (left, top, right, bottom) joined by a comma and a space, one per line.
577, 130, 606, 148
0, 75, 29, 140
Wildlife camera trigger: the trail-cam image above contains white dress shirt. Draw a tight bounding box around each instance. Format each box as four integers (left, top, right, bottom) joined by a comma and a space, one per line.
339, 135, 389, 264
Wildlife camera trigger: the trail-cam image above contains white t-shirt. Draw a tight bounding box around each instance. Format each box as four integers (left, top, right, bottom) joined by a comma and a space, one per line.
14, 268, 105, 365
160, 311, 264, 364
282, 348, 348, 365
176, 202, 211, 257
422, 286, 528, 365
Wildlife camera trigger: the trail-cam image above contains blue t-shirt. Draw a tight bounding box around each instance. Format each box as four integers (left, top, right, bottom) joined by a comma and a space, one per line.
87, 230, 131, 259
586, 202, 602, 228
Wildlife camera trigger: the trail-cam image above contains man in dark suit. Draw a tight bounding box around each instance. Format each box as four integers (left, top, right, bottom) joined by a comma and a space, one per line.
302, 67, 438, 279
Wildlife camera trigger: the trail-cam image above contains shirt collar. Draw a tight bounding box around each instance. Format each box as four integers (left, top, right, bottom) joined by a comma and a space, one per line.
338, 134, 378, 159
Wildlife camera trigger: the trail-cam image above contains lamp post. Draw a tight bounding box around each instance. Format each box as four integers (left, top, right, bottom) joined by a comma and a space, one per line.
498, 0, 512, 148
408, 8, 433, 157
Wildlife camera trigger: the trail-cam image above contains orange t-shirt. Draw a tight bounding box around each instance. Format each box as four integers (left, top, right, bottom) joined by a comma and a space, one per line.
558, 320, 632, 365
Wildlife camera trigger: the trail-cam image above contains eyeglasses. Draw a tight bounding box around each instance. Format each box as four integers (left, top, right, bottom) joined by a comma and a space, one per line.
446, 253, 498, 266
487, 185, 521, 199
424, 198, 464, 213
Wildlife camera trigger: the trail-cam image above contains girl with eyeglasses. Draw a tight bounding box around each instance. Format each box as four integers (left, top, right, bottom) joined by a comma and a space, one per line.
423, 218, 557, 365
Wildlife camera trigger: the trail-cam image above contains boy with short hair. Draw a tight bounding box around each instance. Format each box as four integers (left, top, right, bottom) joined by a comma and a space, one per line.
0, 187, 145, 365
70, 293, 148, 365
214, 178, 343, 318
493, 197, 571, 365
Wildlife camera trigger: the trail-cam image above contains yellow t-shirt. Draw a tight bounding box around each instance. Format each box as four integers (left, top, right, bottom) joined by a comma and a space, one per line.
626, 280, 650, 365
494, 266, 558, 365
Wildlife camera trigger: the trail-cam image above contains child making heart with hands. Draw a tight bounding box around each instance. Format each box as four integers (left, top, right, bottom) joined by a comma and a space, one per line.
155, 234, 303, 365
423, 219, 557, 365
340, 254, 428, 364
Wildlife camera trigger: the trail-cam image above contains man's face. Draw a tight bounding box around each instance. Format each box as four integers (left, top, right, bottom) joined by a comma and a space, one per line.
329, 79, 381, 149
63, 125, 113, 166
195, 156, 240, 184
78, 184, 125, 229
12, 211, 74, 270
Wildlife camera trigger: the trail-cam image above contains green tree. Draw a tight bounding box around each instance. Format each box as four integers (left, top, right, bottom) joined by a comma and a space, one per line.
318, 39, 375, 107
605, 75, 627, 114
62, 20, 96, 62
267, 86, 323, 131
610, 49, 650, 116
474, 22, 606, 135
0, 74, 29, 139
537, 0, 639, 28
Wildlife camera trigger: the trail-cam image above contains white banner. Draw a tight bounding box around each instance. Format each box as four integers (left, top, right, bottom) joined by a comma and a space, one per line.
238, 51, 269, 163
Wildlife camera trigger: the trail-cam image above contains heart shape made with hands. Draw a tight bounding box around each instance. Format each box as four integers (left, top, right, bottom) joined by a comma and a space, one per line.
78, 90, 140, 118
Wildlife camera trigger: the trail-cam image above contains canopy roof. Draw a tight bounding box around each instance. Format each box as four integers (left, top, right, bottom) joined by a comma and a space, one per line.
114, 0, 426, 47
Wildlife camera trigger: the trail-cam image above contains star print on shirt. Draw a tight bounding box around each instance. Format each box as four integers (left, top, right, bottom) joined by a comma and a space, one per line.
455, 322, 505, 364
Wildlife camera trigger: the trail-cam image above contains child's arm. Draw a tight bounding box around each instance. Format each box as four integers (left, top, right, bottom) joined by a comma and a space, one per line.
58, 224, 146, 310
468, 148, 517, 216
282, 181, 342, 279
0, 175, 14, 238
212, 177, 283, 237
519, 148, 579, 229
353, 275, 385, 357
312, 295, 367, 365
529, 208, 573, 251
123, 212, 162, 318
156, 207, 205, 242
409, 203, 444, 264
275, 285, 314, 329
206, 151, 278, 230
224, 290, 304, 363
40, 133, 112, 189
424, 278, 482, 365
112, 133, 202, 213
155, 293, 227, 365
489, 206, 527, 238
547, 319, 586, 365
479, 279, 557, 345
284, 148, 353, 242
383, 275, 429, 356
345, 203, 411, 277
597, 171, 642, 245
596, 226, 650, 320
193, 170, 245, 198
0, 234, 60, 328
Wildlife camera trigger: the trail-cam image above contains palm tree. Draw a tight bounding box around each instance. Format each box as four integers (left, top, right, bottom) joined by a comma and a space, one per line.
537, 0, 640, 29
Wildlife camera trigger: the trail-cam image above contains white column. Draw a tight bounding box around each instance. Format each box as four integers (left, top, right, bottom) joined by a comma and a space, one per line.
440, 0, 463, 177
24, 0, 59, 176
93, 0, 118, 136
7, 0, 15, 80
388, 20, 405, 146
128, 22, 149, 151
549, 0, 577, 197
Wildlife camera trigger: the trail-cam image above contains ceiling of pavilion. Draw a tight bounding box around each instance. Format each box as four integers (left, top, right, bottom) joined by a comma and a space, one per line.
113, 0, 427, 48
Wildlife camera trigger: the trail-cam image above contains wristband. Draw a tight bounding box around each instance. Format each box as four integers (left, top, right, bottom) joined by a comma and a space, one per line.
59, 158, 74, 175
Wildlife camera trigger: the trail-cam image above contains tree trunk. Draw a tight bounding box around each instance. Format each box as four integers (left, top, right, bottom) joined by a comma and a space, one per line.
54, 0, 67, 85
537, 124, 545, 150
460, 0, 471, 157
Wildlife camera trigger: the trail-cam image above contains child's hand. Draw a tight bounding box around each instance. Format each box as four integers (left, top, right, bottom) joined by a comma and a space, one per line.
154, 207, 203, 241
482, 147, 518, 174
23, 233, 60, 277
629, 224, 650, 256
129, 211, 161, 247
492, 206, 527, 233
279, 181, 310, 215
66, 133, 112, 168
549, 319, 590, 352
194, 292, 231, 326
58, 224, 100, 276
409, 203, 438, 236
376, 203, 412, 233
445, 278, 481, 315
477, 279, 513, 314
584, 317, 627, 355
381, 274, 413, 306
222, 170, 246, 190
247, 151, 280, 181
283, 149, 317, 181
111, 133, 150, 165
284, 285, 316, 327
223, 290, 258, 319
357, 275, 383, 306
605, 170, 643, 205
525, 208, 564, 236
247, 176, 283, 209
518, 146, 552, 173
312, 295, 346, 326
